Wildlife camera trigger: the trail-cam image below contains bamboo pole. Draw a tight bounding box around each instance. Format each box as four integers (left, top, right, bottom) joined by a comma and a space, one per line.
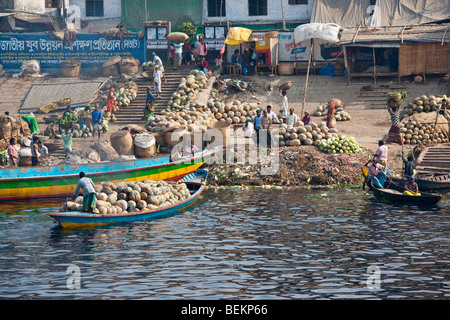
280, 0, 286, 31
301, 39, 313, 118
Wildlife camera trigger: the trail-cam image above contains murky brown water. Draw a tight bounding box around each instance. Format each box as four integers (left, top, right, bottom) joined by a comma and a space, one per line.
0, 188, 449, 299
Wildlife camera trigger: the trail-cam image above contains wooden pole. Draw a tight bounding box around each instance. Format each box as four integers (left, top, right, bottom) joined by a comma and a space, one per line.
280, 0, 286, 31
372, 47, 376, 85
301, 39, 313, 118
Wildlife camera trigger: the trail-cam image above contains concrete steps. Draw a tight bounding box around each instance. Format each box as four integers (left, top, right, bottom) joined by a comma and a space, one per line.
359, 84, 407, 109
416, 144, 450, 174
113, 66, 192, 125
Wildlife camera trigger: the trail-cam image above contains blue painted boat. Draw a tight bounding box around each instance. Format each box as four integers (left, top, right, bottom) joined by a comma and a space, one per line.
49, 169, 208, 228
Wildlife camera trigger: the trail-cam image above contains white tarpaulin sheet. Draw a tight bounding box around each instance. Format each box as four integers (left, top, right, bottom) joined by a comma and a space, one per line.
311, 0, 450, 27
293, 23, 342, 43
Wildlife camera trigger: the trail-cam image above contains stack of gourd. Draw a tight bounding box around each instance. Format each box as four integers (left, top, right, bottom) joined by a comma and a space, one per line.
277, 121, 339, 147
113, 85, 138, 109
400, 118, 449, 145
142, 61, 155, 71
61, 179, 191, 214
168, 70, 208, 111
208, 99, 261, 125
146, 105, 217, 134
318, 135, 362, 154
97, 80, 138, 110
72, 123, 94, 138
314, 99, 351, 121
401, 95, 450, 120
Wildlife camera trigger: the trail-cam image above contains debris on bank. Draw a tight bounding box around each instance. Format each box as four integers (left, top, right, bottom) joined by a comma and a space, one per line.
206, 145, 370, 187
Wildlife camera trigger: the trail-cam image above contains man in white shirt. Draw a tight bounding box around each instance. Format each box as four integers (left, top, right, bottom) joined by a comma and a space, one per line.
266, 105, 280, 124
374, 140, 388, 173
280, 90, 288, 123
173, 41, 183, 70
152, 52, 164, 72
153, 66, 166, 99
286, 108, 297, 127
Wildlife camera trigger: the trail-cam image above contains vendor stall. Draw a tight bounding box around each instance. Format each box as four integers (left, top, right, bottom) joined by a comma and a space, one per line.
339, 24, 450, 85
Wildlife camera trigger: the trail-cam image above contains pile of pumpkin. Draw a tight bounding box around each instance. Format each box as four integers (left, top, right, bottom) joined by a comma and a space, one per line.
400, 117, 449, 145
277, 121, 340, 147
96, 80, 138, 110
168, 70, 209, 111
313, 99, 351, 121
401, 94, 450, 120
61, 179, 191, 214
208, 99, 261, 125
146, 104, 217, 134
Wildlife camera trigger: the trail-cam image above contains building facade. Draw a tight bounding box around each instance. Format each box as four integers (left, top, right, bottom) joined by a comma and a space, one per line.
203, 0, 313, 25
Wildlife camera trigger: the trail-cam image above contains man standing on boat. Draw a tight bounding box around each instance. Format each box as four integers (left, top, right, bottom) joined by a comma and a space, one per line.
73, 172, 97, 213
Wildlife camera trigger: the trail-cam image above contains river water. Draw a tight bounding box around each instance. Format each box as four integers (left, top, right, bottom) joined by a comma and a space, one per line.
0, 187, 449, 300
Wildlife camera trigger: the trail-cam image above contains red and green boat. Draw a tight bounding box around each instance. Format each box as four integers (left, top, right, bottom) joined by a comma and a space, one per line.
0, 147, 219, 201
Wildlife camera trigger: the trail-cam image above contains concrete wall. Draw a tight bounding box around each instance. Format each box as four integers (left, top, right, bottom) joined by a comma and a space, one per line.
14, 0, 46, 13
70, 0, 121, 20
203, 0, 313, 24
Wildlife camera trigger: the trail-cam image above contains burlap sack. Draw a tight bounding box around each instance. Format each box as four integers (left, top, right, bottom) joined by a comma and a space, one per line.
110, 130, 134, 155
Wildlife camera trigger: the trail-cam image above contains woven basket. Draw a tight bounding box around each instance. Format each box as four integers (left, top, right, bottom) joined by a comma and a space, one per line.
265, 31, 279, 39
119, 63, 139, 75
61, 64, 81, 77
279, 81, 293, 91
103, 64, 120, 76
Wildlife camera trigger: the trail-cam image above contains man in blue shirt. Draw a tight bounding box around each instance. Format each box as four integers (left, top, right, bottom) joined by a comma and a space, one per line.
253, 109, 261, 145
231, 49, 242, 74
91, 104, 103, 142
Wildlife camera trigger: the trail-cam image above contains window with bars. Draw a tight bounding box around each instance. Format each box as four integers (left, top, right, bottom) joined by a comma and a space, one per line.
208, 0, 226, 17
86, 0, 104, 17
288, 0, 308, 4
248, 0, 267, 16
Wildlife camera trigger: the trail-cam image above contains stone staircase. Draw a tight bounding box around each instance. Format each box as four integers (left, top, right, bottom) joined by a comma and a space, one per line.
416, 144, 450, 174
359, 84, 408, 109
113, 66, 193, 126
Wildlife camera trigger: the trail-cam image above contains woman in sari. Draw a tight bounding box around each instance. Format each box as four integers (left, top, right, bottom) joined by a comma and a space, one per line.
326, 99, 337, 129
106, 88, 115, 114
144, 86, 156, 121
387, 105, 402, 143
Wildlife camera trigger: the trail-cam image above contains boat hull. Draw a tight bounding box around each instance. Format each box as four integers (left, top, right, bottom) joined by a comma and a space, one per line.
0, 148, 218, 201
50, 186, 204, 228
391, 175, 450, 191
49, 170, 208, 228
372, 187, 442, 205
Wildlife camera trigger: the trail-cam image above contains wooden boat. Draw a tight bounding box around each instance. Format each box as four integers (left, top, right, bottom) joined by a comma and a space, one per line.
369, 179, 443, 205
49, 169, 208, 228
390, 173, 450, 191
0, 146, 219, 201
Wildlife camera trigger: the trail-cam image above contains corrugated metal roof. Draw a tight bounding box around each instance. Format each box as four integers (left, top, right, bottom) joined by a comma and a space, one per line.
339, 23, 450, 45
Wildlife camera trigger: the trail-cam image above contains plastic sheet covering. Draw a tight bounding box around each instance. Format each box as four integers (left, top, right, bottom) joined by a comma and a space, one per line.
311, 0, 450, 27
293, 23, 341, 43
122, 0, 203, 31
225, 27, 253, 45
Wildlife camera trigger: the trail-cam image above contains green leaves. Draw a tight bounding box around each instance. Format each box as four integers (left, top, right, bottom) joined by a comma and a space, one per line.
178, 22, 197, 35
